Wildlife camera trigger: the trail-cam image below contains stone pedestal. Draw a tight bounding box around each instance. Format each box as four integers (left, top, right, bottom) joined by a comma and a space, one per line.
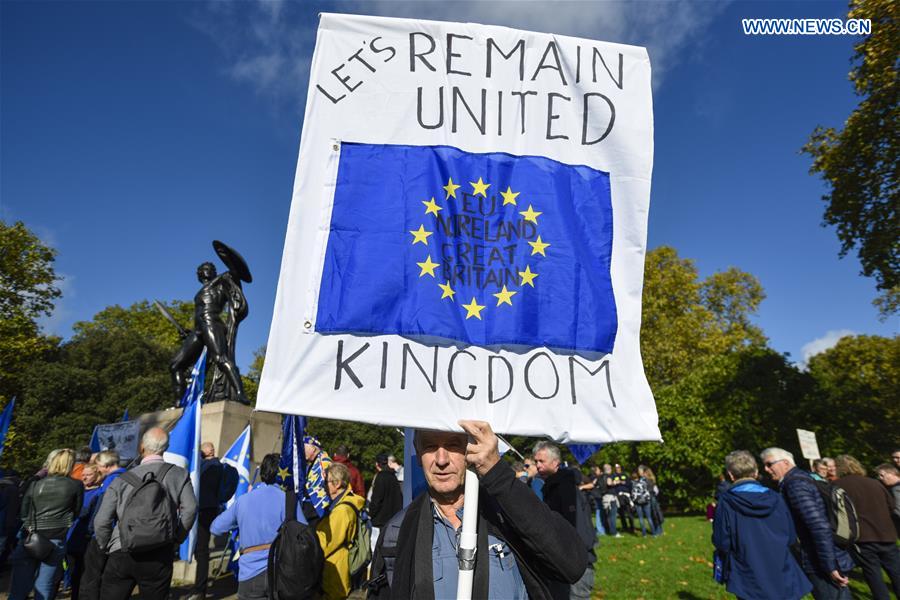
139, 401, 283, 477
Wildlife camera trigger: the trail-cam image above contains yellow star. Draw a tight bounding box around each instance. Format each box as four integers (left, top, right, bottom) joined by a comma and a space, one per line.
422, 197, 442, 216
409, 224, 433, 246
443, 178, 461, 199
518, 265, 539, 287
438, 281, 456, 300
470, 177, 490, 197
277, 466, 290, 480
519, 204, 542, 224
462, 297, 486, 320
528, 236, 550, 256
493, 285, 518, 307
417, 255, 440, 277
500, 186, 520, 206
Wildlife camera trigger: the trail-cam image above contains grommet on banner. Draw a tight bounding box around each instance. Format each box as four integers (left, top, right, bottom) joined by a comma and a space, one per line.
304, 320, 312, 329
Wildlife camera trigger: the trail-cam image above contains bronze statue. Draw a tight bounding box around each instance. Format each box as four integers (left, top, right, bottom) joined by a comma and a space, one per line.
166, 241, 252, 405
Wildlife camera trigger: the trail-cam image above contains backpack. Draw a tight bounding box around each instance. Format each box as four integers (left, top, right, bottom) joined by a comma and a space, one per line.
813, 479, 860, 549
118, 464, 177, 553
632, 478, 651, 505
267, 488, 325, 600
344, 502, 372, 578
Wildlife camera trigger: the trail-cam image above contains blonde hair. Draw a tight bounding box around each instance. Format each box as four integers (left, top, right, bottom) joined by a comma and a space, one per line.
327, 462, 351, 488
639, 465, 657, 485
835, 454, 866, 477
47, 448, 75, 476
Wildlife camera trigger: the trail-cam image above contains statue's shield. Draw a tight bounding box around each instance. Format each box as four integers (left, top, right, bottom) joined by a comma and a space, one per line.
213, 240, 253, 283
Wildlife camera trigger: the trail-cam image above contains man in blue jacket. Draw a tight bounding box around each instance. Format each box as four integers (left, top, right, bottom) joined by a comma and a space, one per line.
762, 447, 855, 600
712, 450, 811, 600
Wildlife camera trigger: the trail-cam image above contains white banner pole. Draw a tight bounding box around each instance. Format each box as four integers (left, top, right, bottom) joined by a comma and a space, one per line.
456, 468, 480, 600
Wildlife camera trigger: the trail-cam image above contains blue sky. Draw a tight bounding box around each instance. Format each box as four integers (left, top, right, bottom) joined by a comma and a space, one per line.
2, 0, 895, 373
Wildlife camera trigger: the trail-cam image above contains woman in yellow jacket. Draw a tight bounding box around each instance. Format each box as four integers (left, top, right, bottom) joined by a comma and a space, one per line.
317, 462, 366, 600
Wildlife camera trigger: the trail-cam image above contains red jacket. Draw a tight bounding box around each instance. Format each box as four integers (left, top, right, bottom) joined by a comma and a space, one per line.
333, 455, 365, 497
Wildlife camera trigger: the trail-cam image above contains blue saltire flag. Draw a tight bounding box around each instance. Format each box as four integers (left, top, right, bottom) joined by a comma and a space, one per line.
0, 397, 15, 460
121, 408, 129, 422
568, 444, 603, 465
220, 423, 250, 580
316, 142, 618, 353
277, 415, 307, 497
164, 348, 206, 561
222, 425, 251, 508
178, 349, 208, 408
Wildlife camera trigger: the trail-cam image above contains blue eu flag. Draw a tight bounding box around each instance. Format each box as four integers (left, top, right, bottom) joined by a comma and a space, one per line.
316, 143, 618, 353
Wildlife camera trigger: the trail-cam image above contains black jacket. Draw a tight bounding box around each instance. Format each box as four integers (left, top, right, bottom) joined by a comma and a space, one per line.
21, 475, 83, 537
779, 468, 854, 575
369, 469, 402, 528
368, 461, 587, 600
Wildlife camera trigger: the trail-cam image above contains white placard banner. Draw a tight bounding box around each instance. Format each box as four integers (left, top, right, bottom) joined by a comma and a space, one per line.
257, 13, 659, 443
796, 428, 821, 460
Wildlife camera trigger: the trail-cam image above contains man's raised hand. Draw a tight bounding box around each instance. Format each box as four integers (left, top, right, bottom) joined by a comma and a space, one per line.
459, 420, 501, 477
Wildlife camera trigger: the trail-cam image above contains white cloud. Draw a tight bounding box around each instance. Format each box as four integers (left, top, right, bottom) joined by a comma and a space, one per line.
191, 0, 730, 112
798, 329, 856, 370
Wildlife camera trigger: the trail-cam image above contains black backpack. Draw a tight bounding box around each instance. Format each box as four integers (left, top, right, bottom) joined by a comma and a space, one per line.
118, 464, 178, 553
813, 479, 860, 549
267, 488, 325, 600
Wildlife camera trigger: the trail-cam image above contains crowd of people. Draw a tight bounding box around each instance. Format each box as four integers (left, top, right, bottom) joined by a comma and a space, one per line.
0, 421, 650, 600
712, 447, 900, 600
8, 420, 896, 600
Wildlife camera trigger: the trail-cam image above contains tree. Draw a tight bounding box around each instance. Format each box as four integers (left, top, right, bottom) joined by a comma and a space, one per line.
806, 334, 899, 466
72, 299, 193, 350
0, 220, 62, 399
628, 349, 812, 511
242, 346, 266, 404
802, 0, 899, 317
640, 246, 766, 389
1, 298, 187, 473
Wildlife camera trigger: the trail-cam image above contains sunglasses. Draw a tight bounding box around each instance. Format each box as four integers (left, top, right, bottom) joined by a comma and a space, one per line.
764, 459, 785, 468
524, 463, 533, 468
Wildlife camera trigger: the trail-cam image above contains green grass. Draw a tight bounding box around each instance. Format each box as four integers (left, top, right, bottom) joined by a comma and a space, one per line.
591, 516, 880, 599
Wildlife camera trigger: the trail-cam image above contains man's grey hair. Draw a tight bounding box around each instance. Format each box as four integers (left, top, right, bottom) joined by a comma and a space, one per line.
724, 450, 758, 479
95, 450, 120, 468
141, 427, 169, 455
532, 440, 561, 463
760, 447, 795, 466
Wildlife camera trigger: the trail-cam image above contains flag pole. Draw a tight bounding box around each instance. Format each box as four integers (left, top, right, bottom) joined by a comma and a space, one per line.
455, 468, 479, 600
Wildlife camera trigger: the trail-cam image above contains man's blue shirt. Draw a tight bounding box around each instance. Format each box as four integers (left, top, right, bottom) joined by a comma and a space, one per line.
431, 503, 526, 600
211, 483, 306, 581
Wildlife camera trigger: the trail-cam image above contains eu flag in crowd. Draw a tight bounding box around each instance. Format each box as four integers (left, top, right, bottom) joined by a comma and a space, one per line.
222, 425, 251, 508
0, 397, 15, 460
164, 348, 206, 561
315, 142, 618, 353
121, 408, 129, 422
277, 415, 306, 495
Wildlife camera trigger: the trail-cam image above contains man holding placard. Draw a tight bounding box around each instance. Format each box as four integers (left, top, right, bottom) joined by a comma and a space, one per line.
257, 12, 661, 600
368, 420, 586, 599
